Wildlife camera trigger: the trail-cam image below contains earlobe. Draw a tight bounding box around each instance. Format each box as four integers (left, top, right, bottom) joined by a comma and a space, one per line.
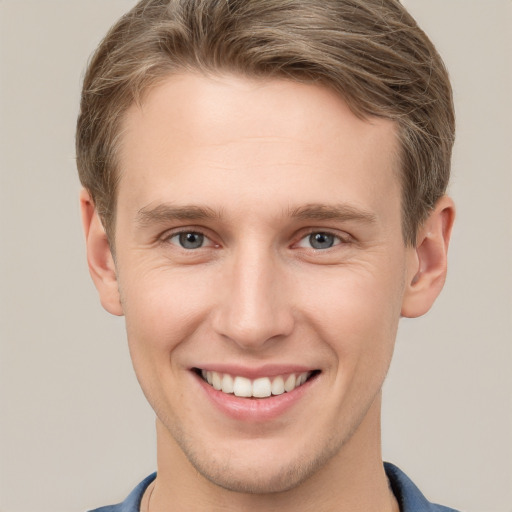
401, 196, 455, 318
80, 189, 124, 316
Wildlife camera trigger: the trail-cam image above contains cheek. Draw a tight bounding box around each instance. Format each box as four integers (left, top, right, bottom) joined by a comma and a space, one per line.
298, 262, 405, 360
119, 269, 214, 420
119, 267, 215, 359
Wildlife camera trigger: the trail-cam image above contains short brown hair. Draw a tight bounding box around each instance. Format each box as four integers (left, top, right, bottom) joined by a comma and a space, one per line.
76, 0, 455, 246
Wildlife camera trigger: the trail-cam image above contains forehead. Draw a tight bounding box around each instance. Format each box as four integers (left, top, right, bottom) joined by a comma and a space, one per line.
116, 73, 401, 225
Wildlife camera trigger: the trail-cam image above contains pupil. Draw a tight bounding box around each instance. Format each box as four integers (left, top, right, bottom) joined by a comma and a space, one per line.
179, 232, 204, 249
310, 232, 334, 249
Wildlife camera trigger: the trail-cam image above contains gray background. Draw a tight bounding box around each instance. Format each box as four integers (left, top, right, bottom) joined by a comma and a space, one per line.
0, 1, 510, 511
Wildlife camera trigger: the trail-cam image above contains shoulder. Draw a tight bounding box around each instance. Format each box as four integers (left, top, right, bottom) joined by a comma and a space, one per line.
87, 473, 156, 512
384, 463, 461, 512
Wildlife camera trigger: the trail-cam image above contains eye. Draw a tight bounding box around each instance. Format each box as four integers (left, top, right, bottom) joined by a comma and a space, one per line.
168, 231, 209, 249
296, 231, 342, 250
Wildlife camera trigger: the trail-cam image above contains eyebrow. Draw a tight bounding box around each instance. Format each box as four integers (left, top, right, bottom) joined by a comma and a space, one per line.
135, 203, 222, 227
135, 202, 377, 227
287, 203, 377, 224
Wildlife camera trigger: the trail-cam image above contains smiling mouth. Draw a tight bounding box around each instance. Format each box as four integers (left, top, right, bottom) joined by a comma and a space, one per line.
194, 369, 320, 398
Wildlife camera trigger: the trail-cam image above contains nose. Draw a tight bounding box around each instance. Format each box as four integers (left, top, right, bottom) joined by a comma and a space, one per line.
212, 247, 294, 351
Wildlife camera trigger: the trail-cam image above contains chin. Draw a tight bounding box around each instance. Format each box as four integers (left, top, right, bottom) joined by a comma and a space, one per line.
190, 456, 315, 494
178, 433, 342, 495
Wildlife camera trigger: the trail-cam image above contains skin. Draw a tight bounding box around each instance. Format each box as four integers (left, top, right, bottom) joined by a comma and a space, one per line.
81, 73, 454, 511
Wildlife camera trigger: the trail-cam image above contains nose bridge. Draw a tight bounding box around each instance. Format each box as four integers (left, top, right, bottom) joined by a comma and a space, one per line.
213, 241, 293, 349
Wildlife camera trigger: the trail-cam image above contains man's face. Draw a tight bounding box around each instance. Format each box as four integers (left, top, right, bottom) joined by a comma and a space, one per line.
110, 73, 416, 492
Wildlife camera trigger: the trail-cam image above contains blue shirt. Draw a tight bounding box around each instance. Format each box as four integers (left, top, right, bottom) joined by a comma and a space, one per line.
89, 463, 460, 512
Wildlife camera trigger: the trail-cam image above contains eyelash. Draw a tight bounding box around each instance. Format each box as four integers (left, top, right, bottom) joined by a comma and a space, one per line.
295, 230, 349, 250
163, 230, 216, 250
162, 229, 350, 251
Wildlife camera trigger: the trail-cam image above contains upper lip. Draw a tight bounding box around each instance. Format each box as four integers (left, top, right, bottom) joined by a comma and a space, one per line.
191, 364, 318, 379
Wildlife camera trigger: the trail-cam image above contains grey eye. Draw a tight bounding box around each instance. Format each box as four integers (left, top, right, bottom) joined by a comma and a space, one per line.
309, 232, 336, 249
177, 232, 204, 249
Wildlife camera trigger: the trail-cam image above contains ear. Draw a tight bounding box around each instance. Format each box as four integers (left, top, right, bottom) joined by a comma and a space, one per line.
80, 189, 123, 316
401, 196, 455, 318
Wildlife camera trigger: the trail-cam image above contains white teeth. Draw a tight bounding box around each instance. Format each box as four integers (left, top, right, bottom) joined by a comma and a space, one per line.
252, 377, 272, 398
221, 373, 234, 393
233, 376, 253, 397
271, 376, 285, 395
212, 372, 222, 390
284, 374, 296, 392
200, 370, 312, 398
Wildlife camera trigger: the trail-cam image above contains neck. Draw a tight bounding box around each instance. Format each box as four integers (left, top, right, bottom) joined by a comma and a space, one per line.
149, 395, 398, 512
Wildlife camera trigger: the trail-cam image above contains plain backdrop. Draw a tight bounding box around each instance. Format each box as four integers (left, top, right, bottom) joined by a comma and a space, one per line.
0, 1, 510, 511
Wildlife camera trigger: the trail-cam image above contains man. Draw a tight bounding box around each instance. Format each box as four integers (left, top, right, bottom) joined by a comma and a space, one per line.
77, 0, 458, 510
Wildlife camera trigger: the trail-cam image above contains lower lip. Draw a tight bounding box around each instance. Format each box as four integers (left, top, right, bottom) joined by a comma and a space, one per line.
194, 372, 317, 422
